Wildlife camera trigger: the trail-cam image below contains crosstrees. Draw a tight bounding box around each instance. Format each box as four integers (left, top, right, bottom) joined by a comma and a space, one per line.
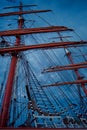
0, 10, 52, 17
0, 41, 87, 54
0, 26, 73, 36
43, 79, 87, 87
3, 4, 37, 9
42, 61, 87, 72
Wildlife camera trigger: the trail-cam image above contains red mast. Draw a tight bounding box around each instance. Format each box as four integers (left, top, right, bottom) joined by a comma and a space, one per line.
65, 48, 87, 96
0, 2, 24, 127
0, 3, 68, 127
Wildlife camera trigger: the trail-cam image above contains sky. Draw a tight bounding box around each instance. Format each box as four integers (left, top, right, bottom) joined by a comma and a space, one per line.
0, 1, 87, 127
0, 0, 87, 40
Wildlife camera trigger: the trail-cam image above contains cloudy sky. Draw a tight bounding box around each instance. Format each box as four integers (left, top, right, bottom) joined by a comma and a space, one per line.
0, 0, 87, 40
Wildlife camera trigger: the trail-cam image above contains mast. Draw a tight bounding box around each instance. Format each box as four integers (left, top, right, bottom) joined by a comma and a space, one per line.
41, 52, 87, 96
0, 2, 73, 127
0, 2, 24, 127
65, 48, 87, 96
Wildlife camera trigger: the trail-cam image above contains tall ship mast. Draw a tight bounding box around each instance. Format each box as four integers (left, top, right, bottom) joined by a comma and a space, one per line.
0, 1, 87, 129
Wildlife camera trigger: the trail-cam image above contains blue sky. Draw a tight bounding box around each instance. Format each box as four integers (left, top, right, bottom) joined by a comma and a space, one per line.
0, 0, 87, 39
0, 1, 87, 127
